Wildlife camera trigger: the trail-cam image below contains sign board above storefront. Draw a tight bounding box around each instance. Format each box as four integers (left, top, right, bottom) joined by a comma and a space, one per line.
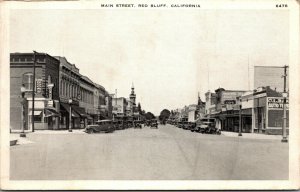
267, 97, 289, 109
224, 100, 236, 105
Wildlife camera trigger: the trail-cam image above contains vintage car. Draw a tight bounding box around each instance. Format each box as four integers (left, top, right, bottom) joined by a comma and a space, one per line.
178, 121, 185, 128
113, 121, 120, 130
186, 122, 196, 130
150, 120, 158, 128
145, 120, 151, 127
119, 120, 125, 130
194, 118, 220, 134
84, 120, 114, 134
182, 121, 190, 129
134, 120, 142, 128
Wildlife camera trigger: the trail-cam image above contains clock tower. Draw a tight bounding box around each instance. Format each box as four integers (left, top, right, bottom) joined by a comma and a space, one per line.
130, 83, 136, 108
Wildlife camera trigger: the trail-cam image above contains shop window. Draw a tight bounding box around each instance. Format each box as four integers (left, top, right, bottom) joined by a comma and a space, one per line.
22, 73, 34, 91
34, 115, 42, 122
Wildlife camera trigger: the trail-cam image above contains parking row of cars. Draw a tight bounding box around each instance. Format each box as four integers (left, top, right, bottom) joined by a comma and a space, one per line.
167, 118, 221, 135
84, 119, 159, 134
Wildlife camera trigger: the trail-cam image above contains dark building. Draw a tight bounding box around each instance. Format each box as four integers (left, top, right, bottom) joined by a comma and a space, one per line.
10, 52, 60, 131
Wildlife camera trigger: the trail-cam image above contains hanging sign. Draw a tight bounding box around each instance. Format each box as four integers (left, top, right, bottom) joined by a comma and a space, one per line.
35, 78, 43, 94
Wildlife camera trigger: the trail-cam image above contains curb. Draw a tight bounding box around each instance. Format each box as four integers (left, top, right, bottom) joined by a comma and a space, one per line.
10, 139, 18, 146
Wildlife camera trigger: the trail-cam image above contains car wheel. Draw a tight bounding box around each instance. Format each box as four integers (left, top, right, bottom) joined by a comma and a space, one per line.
88, 129, 94, 134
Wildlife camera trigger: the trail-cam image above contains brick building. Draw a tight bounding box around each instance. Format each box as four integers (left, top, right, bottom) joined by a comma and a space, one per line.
10, 52, 60, 131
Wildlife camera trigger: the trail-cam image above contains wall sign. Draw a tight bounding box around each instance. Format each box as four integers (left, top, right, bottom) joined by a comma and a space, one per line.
267, 97, 289, 109
35, 78, 43, 94
224, 100, 236, 105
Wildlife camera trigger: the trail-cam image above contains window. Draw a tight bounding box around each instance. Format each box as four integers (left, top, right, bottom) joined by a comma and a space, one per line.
22, 73, 34, 91
34, 115, 42, 122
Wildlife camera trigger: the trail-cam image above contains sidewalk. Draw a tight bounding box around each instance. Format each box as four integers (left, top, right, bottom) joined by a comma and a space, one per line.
221, 131, 284, 140
31, 129, 86, 134
10, 134, 35, 145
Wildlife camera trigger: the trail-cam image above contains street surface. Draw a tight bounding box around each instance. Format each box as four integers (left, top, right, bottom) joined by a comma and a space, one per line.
10, 124, 288, 180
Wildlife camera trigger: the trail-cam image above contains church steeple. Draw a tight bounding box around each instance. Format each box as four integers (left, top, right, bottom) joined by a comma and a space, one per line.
130, 82, 136, 106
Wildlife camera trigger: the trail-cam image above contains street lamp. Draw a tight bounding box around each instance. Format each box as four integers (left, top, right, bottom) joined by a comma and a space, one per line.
238, 97, 242, 136
20, 84, 27, 137
282, 92, 288, 142
68, 98, 73, 132
238, 104, 242, 136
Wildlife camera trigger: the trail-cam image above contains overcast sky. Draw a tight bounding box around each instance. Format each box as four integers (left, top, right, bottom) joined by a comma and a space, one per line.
10, 9, 289, 115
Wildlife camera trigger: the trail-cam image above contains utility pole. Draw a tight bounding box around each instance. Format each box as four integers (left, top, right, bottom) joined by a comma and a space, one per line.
238, 97, 242, 136
31, 51, 37, 132
281, 65, 288, 143
20, 84, 27, 137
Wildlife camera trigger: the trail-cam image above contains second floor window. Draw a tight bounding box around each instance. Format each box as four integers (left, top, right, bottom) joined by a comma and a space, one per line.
22, 73, 33, 91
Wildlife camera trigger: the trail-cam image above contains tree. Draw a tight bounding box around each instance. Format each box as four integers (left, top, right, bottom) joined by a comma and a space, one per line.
159, 109, 171, 121
137, 102, 142, 113
145, 112, 155, 120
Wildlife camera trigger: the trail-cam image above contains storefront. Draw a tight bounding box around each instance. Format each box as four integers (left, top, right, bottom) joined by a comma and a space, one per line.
27, 98, 60, 130
60, 103, 85, 129
252, 87, 289, 135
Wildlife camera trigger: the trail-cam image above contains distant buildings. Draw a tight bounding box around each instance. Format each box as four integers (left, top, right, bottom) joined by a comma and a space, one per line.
204, 66, 289, 135
170, 65, 289, 135
112, 84, 143, 120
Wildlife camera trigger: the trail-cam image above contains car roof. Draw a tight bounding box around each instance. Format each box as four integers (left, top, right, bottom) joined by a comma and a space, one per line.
96, 120, 112, 122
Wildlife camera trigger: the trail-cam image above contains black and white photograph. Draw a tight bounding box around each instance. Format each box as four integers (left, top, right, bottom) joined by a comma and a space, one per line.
0, 0, 299, 190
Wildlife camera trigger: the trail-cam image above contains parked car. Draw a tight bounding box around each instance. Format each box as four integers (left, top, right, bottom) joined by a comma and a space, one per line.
150, 120, 158, 128
84, 120, 114, 134
182, 121, 189, 129
145, 120, 151, 127
187, 122, 196, 131
134, 120, 142, 128
195, 118, 220, 134
119, 120, 126, 129
113, 121, 120, 130
178, 121, 185, 128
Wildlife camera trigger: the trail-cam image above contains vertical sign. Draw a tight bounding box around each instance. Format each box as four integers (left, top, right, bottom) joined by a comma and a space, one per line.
35, 78, 43, 94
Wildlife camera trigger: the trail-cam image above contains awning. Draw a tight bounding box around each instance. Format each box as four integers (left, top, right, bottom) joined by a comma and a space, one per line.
72, 105, 88, 118
33, 111, 42, 116
60, 103, 80, 118
44, 108, 60, 117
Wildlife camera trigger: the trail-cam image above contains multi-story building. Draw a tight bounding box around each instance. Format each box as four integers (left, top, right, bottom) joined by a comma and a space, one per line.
206, 88, 248, 132
112, 97, 128, 118
10, 52, 60, 131
10, 52, 113, 131
79, 75, 95, 125
56, 56, 83, 129
105, 91, 113, 119
93, 83, 106, 121
205, 90, 217, 115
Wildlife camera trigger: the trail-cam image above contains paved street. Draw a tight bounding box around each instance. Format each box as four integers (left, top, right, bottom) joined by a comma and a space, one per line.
10, 124, 288, 180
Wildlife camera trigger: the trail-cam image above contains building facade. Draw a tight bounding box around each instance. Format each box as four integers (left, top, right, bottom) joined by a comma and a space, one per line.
56, 56, 83, 129
10, 52, 60, 131
112, 97, 128, 118
205, 88, 248, 132
79, 75, 95, 125
242, 86, 289, 135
